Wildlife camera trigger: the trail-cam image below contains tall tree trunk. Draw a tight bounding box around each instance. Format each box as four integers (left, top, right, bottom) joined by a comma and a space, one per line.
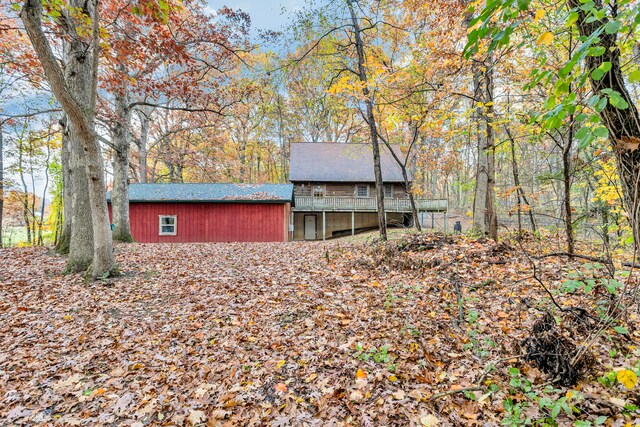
56, 116, 72, 254
347, 0, 387, 240
384, 139, 422, 231
569, 0, 640, 251
562, 118, 575, 254
22, 0, 115, 277
111, 83, 134, 242
484, 57, 498, 241
505, 126, 537, 233
472, 105, 489, 236
18, 138, 32, 244
38, 141, 51, 246
135, 107, 152, 183
467, 9, 497, 240
67, 123, 94, 271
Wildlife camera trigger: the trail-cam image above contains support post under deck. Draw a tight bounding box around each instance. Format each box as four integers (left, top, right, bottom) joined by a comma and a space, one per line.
351, 211, 355, 236
322, 210, 326, 241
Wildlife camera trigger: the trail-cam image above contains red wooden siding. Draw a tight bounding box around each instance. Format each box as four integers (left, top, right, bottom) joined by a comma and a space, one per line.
110, 202, 289, 243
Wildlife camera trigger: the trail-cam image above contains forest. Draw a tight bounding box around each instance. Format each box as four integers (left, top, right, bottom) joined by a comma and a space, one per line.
1, 0, 640, 425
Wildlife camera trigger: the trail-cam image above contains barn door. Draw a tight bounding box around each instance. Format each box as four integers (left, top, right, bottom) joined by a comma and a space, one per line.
304, 215, 316, 240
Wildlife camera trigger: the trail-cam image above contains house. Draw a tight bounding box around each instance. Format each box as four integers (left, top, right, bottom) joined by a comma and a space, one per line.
289, 142, 447, 240
107, 183, 293, 243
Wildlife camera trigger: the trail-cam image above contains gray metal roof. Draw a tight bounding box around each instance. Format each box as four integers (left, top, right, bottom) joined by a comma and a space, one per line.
107, 183, 294, 203
289, 142, 409, 183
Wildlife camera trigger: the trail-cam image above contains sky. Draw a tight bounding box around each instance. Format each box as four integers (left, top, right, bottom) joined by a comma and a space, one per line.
206, 0, 307, 34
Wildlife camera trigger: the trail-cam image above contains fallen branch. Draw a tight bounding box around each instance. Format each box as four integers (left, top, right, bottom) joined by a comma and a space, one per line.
430, 386, 483, 401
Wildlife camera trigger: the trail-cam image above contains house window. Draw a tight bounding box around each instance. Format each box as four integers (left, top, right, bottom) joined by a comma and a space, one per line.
355, 185, 369, 198
159, 215, 177, 236
313, 185, 325, 197
384, 184, 394, 198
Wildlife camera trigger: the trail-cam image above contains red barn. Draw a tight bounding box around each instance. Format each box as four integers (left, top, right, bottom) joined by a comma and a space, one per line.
108, 183, 293, 243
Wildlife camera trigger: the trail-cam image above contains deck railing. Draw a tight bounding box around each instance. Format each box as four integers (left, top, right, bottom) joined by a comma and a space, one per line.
293, 196, 448, 212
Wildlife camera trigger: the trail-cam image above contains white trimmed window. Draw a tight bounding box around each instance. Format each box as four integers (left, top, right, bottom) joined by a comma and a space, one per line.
159, 215, 177, 235
355, 185, 369, 198
384, 184, 393, 198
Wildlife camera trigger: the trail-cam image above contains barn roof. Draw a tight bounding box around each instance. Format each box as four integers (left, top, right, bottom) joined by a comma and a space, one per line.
289, 142, 408, 183
108, 183, 294, 203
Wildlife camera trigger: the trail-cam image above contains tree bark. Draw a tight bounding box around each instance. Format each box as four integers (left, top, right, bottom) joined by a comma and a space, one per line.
505, 126, 537, 233
67, 122, 94, 271
111, 81, 134, 242
56, 116, 72, 254
17, 134, 32, 244
38, 139, 51, 245
347, 0, 387, 240
382, 137, 422, 231
562, 117, 575, 254
569, 0, 640, 251
135, 107, 152, 183
21, 0, 115, 277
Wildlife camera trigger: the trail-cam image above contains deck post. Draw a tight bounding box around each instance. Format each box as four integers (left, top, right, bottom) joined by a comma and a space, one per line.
322, 210, 326, 241
351, 211, 355, 236
290, 211, 294, 241
444, 211, 448, 234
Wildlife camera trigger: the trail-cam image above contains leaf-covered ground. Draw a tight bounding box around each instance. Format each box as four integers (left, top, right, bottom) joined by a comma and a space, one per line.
1, 235, 639, 426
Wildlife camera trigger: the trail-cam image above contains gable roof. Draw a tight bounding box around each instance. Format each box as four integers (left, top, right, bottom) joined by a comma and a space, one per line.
108, 183, 293, 203
289, 142, 408, 183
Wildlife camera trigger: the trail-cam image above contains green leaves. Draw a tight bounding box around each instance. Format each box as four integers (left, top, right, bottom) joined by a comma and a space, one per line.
628, 69, 640, 83
604, 19, 622, 34
601, 88, 629, 109
590, 61, 611, 81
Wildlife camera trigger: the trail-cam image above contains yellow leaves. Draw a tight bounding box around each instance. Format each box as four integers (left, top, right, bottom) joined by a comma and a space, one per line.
420, 414, 440, 426
276, 359, 286, 370
186, 410, 207, 426
388, 375, 399, 382
392, 389, 405, 399
593, 157, 624, 213
617, 369, 638, 390
534, 9, 546, 25
536, 32, 554, 46
355, 368, 368, 379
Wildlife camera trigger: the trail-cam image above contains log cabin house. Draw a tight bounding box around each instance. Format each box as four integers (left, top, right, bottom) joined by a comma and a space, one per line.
289, 142, 448, 240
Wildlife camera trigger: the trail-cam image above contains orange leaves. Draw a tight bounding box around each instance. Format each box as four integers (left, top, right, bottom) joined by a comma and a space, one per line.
355, 368, 368, 380
2, 235, 639, 425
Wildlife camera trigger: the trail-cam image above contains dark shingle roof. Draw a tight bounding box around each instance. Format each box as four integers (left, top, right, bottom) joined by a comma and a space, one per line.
289, 142, 408, 183
107, 183, 293, 203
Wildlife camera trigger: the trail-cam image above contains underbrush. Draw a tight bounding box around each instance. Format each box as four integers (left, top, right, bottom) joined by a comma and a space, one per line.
336, 231, 640, 425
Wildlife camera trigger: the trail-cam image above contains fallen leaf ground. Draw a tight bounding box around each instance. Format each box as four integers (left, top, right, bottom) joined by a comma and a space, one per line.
1, 235, 639, 426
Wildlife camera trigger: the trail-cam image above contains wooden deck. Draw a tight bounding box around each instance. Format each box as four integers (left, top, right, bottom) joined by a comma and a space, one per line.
292, 196, 448, 212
